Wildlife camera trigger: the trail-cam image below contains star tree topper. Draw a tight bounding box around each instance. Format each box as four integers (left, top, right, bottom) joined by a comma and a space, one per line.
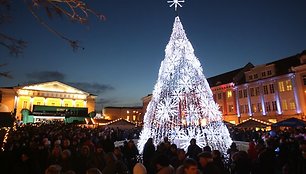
167, 0, 185, 11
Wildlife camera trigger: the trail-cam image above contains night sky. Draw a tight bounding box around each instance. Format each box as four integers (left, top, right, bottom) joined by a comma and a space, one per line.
1, 0, 306, 111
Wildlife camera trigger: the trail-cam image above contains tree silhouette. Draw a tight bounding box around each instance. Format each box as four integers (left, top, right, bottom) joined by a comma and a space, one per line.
0, 0, 105, 77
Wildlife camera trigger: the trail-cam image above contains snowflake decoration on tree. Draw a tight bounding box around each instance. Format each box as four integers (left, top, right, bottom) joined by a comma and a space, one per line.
173, 127, 207, 150
156, 96, 179, 122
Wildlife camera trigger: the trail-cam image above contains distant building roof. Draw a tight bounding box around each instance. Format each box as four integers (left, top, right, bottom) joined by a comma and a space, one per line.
267, 52, 304, 76
207, 62, 254, 87
104, 106, 142, 109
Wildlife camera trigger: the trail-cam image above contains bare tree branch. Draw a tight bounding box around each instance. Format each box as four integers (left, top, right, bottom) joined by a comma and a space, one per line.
0, 33, 27, 56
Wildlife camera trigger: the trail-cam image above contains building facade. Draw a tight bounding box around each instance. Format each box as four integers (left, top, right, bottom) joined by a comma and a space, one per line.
142, 50, 306, 125
0, 81, 96, 123
103, 106, 143, 123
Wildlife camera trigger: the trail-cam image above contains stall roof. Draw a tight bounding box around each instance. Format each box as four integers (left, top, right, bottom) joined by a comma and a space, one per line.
272, 117, 306, 127
236, 117, 271, 128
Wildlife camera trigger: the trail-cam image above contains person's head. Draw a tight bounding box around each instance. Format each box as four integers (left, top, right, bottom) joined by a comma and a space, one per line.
128, 140, 135, 148
61, 149, 71, 160
113, 147, 121, 158
170, 144, 178, 153
154, 154, 170, 170
133, 163, 147, 174
104, 152, 116, 164
230, 142, 237, 149
198, 152, 212, 168
81, 145, 90, 157
177, 148, 186, 161
45, 164, 62, 174
51, 145, 62, 157
203, 145, 211, 152
86, 168, 102, 174
63, 139, 70, 148
147, 138, 153, 144
190, 138, 196, 145
183, 158, 198, 174
211, 150, 221, 160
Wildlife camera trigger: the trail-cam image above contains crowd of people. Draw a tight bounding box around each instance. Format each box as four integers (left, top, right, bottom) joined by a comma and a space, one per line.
0, 122, 305, 174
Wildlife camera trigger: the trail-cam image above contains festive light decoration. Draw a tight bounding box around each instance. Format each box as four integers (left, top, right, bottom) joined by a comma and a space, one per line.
138, 16, 232, 154
167, 0, 185, 11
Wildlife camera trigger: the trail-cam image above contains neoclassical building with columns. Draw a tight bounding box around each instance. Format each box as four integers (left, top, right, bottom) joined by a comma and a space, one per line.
142, 50, 306, 125
0, 81, 96, 123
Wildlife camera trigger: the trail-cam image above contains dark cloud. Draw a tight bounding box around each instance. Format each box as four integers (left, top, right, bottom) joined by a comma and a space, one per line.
26, 71, 65, 82
95, 97, 119, 111
69, 82, 114, 95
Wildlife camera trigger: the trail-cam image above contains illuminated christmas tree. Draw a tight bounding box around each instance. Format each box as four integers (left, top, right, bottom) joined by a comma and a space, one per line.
138, 15, 232, 154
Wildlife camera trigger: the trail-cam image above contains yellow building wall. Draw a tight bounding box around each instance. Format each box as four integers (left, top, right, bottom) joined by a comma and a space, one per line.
75, 100, 85, 107
46, 98, 61, 106
63, 99, 73, 107
33, 97, 45, 105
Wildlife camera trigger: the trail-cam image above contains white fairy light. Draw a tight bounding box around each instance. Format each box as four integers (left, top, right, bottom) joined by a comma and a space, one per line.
167, 0, 185, 11
138, 16, 232, 154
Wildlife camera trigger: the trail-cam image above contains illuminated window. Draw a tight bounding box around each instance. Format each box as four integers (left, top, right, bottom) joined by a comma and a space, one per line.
23, 101, 28, 109
228, 105, 234, 112
279, 81, 285, 92
289, 101, 296, 110
133, 115, 136, 121
269, 84, 275, 93
243, 89, 247, 98
127, 116, 130, 121
217, 93, 222, 100
239, 105, 245, 113
303, 75, 306, 85
127, 111, 130, 114
263, 85, 268, 95
267, 70, 272, 76
250, 88, 255, 96
265, 102, 271, 112
255, 87, 260, 96
282, 100, 288, 111
227, 91, 232, 98
285, 80, 292, 91
272, 101, 277, 111
257, 103, 262, 112
252, 104, 257, 113
238, 90, 243, 98
245, 105, 249, 113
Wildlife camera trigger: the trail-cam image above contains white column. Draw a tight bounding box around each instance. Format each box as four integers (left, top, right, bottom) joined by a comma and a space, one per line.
247, 86, 252, 116
274, 80, 282, 115
235, 87, 240, 117
291, 75, 301, 113
260, 82, 266, 115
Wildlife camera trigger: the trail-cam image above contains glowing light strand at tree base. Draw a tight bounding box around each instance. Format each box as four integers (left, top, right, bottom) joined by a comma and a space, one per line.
138, 16, 232, 154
